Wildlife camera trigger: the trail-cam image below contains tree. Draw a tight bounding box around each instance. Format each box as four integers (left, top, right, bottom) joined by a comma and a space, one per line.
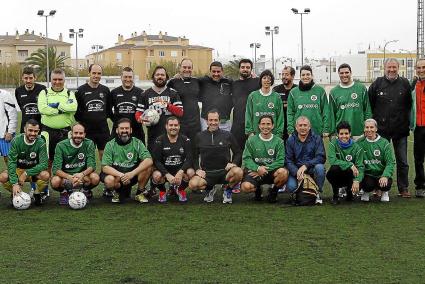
102, 64, 122, 76
25, 47, 69, 81
148, 60, 179, 79
223, 60, 240, 80
0, 63, 22, 87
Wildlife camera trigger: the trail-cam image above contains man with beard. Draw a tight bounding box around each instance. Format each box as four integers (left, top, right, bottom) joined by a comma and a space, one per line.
231, 59, 260, 148
75, 64, 111, 160
110, 67, 144, 142
51, 123, 99, 204
15, 66, 46, 132
0, 119, 49, 206
273, 66, 297, 141
167, 58, 200, 158
199, 61, 233, 131
151, 117, 194, 203
100, 118, 153, 203
135, 66, 183, 150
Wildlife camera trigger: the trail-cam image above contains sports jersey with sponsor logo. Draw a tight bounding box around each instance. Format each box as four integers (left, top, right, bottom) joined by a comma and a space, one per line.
242, 133, 285, 172
273, 83, 297, 139
102, 137, 151, 173
328, 137, 364, 182
15, 83, 46, 132
329, 81, 371, 136
110, 86, 143, 133
8, 134, 48, 184
357, 135, 395, 178
245, 90, 284, 137
52, 138, 96, 175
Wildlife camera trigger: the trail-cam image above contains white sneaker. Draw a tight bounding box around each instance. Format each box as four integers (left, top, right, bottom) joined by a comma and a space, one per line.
277, 185, 287, 193
361, 191, 370, 202
358, 189, 364, 196
338, 187, 347, 198
203, 187, 217, 203
315, 194, 323, 205
222, 190, 232, 204
380, 191, 390, 202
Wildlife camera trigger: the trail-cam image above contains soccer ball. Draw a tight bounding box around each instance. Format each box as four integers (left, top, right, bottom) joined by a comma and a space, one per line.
13, 192, 31, 210
68, 192, 87, 210
142, 109, 160, 126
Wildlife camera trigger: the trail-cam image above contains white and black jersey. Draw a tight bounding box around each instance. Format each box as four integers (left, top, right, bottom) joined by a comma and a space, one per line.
14, 83, 46, 132
75, 83, 111, 133
152, 134, 193, 175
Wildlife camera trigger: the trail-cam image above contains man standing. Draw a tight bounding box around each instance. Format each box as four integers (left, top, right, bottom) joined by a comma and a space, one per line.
231, 59, 260, 148
37, 68, 77, 162
273, 66, 297, 141
15, 66, 46, 132
0, 89, 18, 164
189, 110, 243, 204
151, 117, 194, 203
75, 64, 111, 160
101, 118, 153, 203
286, 116, 326, 204
110, 67, 144, 142
329, 63, 371, 138
0, 119, 49, 205
368, 58, 412, 197
135, 66, 183, 150
51, 123, 99, 204
199, 61, 233, 132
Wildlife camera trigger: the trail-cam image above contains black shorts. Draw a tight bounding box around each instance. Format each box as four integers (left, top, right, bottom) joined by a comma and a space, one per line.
242, 169, 276, 188
204, 169, 227, 188
42, 126, 70, 160
86, 131, 110, 150
99, 172, 138, 188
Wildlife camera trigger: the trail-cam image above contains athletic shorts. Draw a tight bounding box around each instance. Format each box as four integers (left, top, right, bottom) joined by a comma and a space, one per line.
0, 138, 12, 156
204, 169, 227, 188
242, 169, 276, 188
42, 126, 70, 160
86, 131, 110, 150
99, 172, 138, 188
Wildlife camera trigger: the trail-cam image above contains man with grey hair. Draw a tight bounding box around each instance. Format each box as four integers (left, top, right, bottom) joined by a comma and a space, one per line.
368, 58, 412, 197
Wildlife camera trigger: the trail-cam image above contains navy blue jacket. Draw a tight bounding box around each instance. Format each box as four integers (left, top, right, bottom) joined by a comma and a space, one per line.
285, 130, 326, 176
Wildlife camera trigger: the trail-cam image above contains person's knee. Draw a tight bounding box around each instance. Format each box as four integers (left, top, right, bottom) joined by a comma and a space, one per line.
286, 176, 298, 192
314, 164, 325, 174
189, 176, 200, 190
103, 175, 116, 189
50, 176, 62, 189
274, 168, 289, 187
39, 171, 50, 181
0, 171, 9, 183
185, 168, 195, 180
89, 173, 100, 186
241, 181, 255, 193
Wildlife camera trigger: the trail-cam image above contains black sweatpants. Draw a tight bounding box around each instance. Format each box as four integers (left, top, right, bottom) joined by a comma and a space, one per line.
414, 126, 425, 188
326, 165, 354, 199
361, 175, 392, 192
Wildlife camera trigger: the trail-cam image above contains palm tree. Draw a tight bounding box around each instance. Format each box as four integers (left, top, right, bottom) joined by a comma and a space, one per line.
25, 47, 69, 81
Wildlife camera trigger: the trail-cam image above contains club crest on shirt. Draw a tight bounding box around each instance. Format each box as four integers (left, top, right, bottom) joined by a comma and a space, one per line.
351, 93, 358, 100
311, 95, 317, 101
340, 105, 346, 110
30, 152, 37, 159
298, 105, 303, 109
268, 102, 275, 109
255, 112, 260, 117
345, 155, 353, 161
99, 93, 104, 99
78, 153, 85, 160
132, 96, 137, 101
373, 149, 381, 157
267, 149, 275, 156
179, 147, 184, 154
127, 152, 133, 160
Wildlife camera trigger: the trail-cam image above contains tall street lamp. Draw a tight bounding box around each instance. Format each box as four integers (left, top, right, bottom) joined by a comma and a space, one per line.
383, 39, 399, 64
91, 44, 104, 63
37, 9, 56, 87
291, 8, 310, 66
69, 28, 84, 87
265, 26, 279, 76
249, 43, 261, 74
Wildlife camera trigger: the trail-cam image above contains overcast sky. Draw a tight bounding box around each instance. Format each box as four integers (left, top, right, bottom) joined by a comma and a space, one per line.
3, 0, 418, 62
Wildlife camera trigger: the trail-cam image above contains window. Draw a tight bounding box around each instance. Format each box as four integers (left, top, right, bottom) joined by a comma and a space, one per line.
407, 59, 413, 68
373, 60, 380, 69
333, 67, 336, 72
171, 51, 178, 57
60, 51, 66, 57
149, 50, 154, 57
159, 51, 165, 57
116, 52, 122, 61
182, 50, 186, 57
17, 50, 28, 58
105, 79, 114, 84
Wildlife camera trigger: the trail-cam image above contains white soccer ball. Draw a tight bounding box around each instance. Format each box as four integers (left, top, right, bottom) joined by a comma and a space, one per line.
142, 109, 160, 126
68, 192, 87, 210
13, 192, 31, 210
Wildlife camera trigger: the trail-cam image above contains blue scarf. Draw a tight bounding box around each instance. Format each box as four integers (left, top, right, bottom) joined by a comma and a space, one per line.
338, 138, 353, 149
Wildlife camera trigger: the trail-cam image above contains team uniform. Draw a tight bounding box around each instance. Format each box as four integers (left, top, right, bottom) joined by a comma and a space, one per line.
231, 77, 260, 148
135, 87, 183, 150
245, 90, 284, 137
15, 83, 46, 132
273, 83, 297, 140
329, 82, 372, 137
0, 89, 18, 156
75, 83, 111, 150
110, 86, 144, 142
287, 84, 330, 135
242, 134, 285, 187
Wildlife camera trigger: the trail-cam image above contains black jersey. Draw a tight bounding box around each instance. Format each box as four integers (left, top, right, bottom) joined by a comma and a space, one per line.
199, 76, 233, 120
167, 77, 200, 130
14, 83, 46, 132
75, 83, 111, 132
110, 86, 143, 136
273, 83, 297, 139
152, 134, 193, 175
232, 77, 260, 124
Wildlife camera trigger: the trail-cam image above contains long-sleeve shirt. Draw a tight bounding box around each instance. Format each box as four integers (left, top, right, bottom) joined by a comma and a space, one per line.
327, 138, 364, 182
0, 89, 18, 137
242, 134, 285, 172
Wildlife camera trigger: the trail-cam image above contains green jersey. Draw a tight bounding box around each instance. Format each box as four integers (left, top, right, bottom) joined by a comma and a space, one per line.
329, 82, 372, 136
8, 134, 48, 184
102, 137, 151, 173
242, 134, 285, 172
328, 138, 364, 182
245, 90, 284, 136
357, 135, 395, 178
287, 84, 330, 135
52, 138, 96, 175
38, 88, 77, 129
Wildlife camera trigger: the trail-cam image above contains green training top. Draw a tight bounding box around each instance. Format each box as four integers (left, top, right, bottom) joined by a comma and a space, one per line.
8, 134, 48, 184
102, 137, 151, 173
329, 81, 372, 136
245, 90, 284, 136
357, 135, 395, 178
242, 134, 285, 172
287, 84, 330, 134
52, 138, 96, 175
327, 137, 364, 182
38, 88, 77, 129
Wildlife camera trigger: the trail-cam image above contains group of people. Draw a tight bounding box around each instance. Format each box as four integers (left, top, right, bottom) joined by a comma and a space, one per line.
0, 55, 423, 206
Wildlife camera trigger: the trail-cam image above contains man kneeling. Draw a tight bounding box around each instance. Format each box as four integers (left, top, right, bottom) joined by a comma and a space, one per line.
0, 119, 50, 205
51, 123, 99, 204
101, 118, 153, 203
241, 115, 288, 203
